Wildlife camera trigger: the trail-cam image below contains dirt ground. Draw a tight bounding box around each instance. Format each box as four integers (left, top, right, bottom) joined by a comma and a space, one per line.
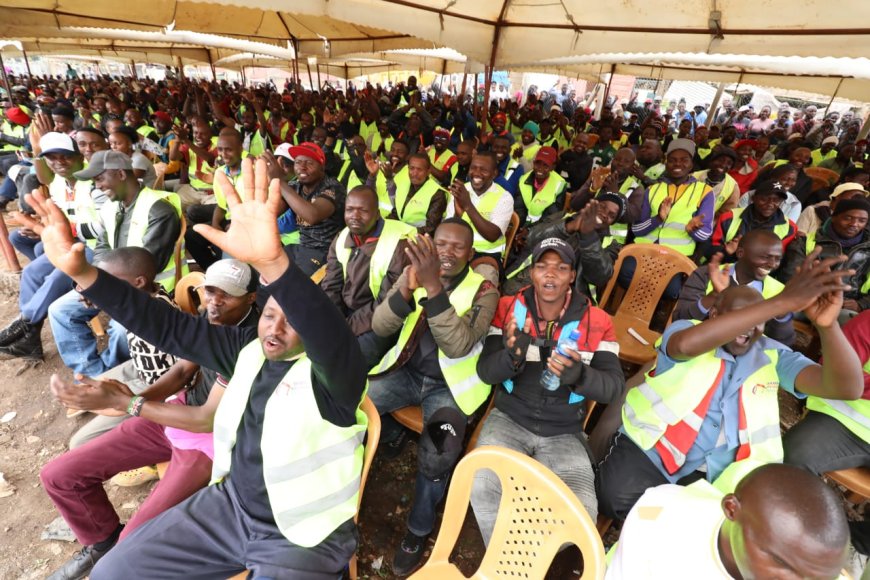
0, 262, 865, 579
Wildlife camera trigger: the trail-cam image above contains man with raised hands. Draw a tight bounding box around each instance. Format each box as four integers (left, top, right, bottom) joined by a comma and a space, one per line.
21, 158, 368, 579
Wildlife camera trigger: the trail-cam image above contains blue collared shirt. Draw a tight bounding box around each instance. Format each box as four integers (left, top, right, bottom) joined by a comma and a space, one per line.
623, 319, 812, 483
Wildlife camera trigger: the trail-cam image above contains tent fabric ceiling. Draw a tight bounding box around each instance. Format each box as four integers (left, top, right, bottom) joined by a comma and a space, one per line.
0, 0, 868, 65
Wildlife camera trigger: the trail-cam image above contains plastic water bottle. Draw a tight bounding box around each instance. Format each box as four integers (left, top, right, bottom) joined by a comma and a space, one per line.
541, 329, 581, 391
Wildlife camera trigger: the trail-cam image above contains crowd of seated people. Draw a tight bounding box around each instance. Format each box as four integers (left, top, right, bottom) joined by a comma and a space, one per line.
1, 72, 869, 579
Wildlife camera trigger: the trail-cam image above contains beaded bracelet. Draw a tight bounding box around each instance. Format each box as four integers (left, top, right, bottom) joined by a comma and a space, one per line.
127, 396, 146, 417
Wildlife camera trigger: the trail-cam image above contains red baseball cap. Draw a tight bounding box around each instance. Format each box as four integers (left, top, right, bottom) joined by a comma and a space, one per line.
5, 107, 30, 127
535, 146, 558, 167
151, 110, 172, 123
288, 142, 326, 166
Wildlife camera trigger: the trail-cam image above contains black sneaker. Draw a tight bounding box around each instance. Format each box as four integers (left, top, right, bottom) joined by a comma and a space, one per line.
0, 316, 29, 347
392, 530, 428, 576
47, 543, 114, 580
381, 429, 409, 460
0, 320, 42, 360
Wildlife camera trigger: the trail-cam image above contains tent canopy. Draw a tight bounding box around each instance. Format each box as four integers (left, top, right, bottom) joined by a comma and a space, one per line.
0, 0, 867, 66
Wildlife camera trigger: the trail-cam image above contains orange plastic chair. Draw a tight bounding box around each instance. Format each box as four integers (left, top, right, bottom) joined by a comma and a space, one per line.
597, 244, 696, 365
408, 446, 605, 579
826, 467, 870, 504
228, 396, 380, 580
173, 271, 206, 315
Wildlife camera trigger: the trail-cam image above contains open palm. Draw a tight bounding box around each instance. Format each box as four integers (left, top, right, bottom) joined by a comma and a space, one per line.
193, 157, 288, 279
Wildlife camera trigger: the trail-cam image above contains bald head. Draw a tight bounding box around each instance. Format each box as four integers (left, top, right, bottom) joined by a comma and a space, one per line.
721, 464, 849, 579
712, 285, 764, 314
738, 229, 780, 251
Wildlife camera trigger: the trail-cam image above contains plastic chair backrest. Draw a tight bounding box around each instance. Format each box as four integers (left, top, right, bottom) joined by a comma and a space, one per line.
310, 264, 327, 284
173, 211, 187, 286
410, 446, 605, 580
503, 212, 521, 267
174, 271, 205, 315
599, 244, 696, 326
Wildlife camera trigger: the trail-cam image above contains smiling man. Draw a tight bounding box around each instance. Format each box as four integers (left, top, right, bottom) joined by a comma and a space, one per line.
368, 219, 499, 575
675, 230, 794, 345
632, 138, 714, 258
23, 158, 368, 579
597, 251, 864, 520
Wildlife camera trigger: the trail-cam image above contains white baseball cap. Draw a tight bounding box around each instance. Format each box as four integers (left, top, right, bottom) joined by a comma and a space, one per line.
39, 132, 78, 156
274, 142, 293, 161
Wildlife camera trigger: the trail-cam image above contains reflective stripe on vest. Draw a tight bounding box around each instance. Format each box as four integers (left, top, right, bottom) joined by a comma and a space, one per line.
725, 208, 790, 244
137, 125, 156, 140
337, 160, 363, 193
461, 184, 509, 254
0, 122, 24, 152
427, 148, 455, 172
212, 154, 250, 221
693, 171, 737, 213
704, 265, 784, 300
623, 335, 783, 467
49, 176, 100, 249
334, 220, 415, 299
372, 270, 491, 415
394, 175, 445, 228
375, 165, 406, 218
518, 171, 566, 224
608, 177, 641, 243
635, 181, 710, 256
211, 341, 366, 547
104, 188, 187, 292
807, 356, 870, 443
504, 160, 521, 181
371, 133, 394, 161
187, 137, 218, 190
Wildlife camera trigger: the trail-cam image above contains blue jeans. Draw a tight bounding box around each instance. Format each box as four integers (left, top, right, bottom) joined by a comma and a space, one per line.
9, 229, 43, 262
470, 408, 598, 545
368, 365, 466, 536
0, 171, 18, 202
18, 252, 80, 323
47, 288, 130, 377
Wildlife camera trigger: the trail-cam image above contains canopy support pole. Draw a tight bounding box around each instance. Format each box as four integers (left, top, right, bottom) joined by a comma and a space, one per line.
459, 69, 468, 101
305, 60, 314, 91
602, 64, 616, 109
206, 51, 216, 82
824, 78, 844, 115
708, 82, 725, 126
21, 50, 33, 79
344, 65, 349, 92
482, 0, 509, 134
0, 52, 13, 98
316, 64, 322, 89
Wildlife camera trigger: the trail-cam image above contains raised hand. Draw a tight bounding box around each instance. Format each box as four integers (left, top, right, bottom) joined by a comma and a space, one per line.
405, 234, 442, 297
569, 199, 603, 235
363, 150, 379, 175
781, 248, 852, 327
20, 190, 92, 282
724, 234, 742, 256
504, 317, 532, 362
193, 157, 289, 282
657, 197, 673, 222
707, 252, 732, 294
686, 213, 706, 234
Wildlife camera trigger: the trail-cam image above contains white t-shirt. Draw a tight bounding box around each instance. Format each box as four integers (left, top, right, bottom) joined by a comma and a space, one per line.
444, 181, 514, 243
605, 482, 732, 580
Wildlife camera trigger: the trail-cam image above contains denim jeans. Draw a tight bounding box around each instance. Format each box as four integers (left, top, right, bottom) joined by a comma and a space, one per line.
368, 365, 466, 536
19, 248, 92, 323
470, 408, 598, 545
47, 288, 130, 377
9, 229, 42, 262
